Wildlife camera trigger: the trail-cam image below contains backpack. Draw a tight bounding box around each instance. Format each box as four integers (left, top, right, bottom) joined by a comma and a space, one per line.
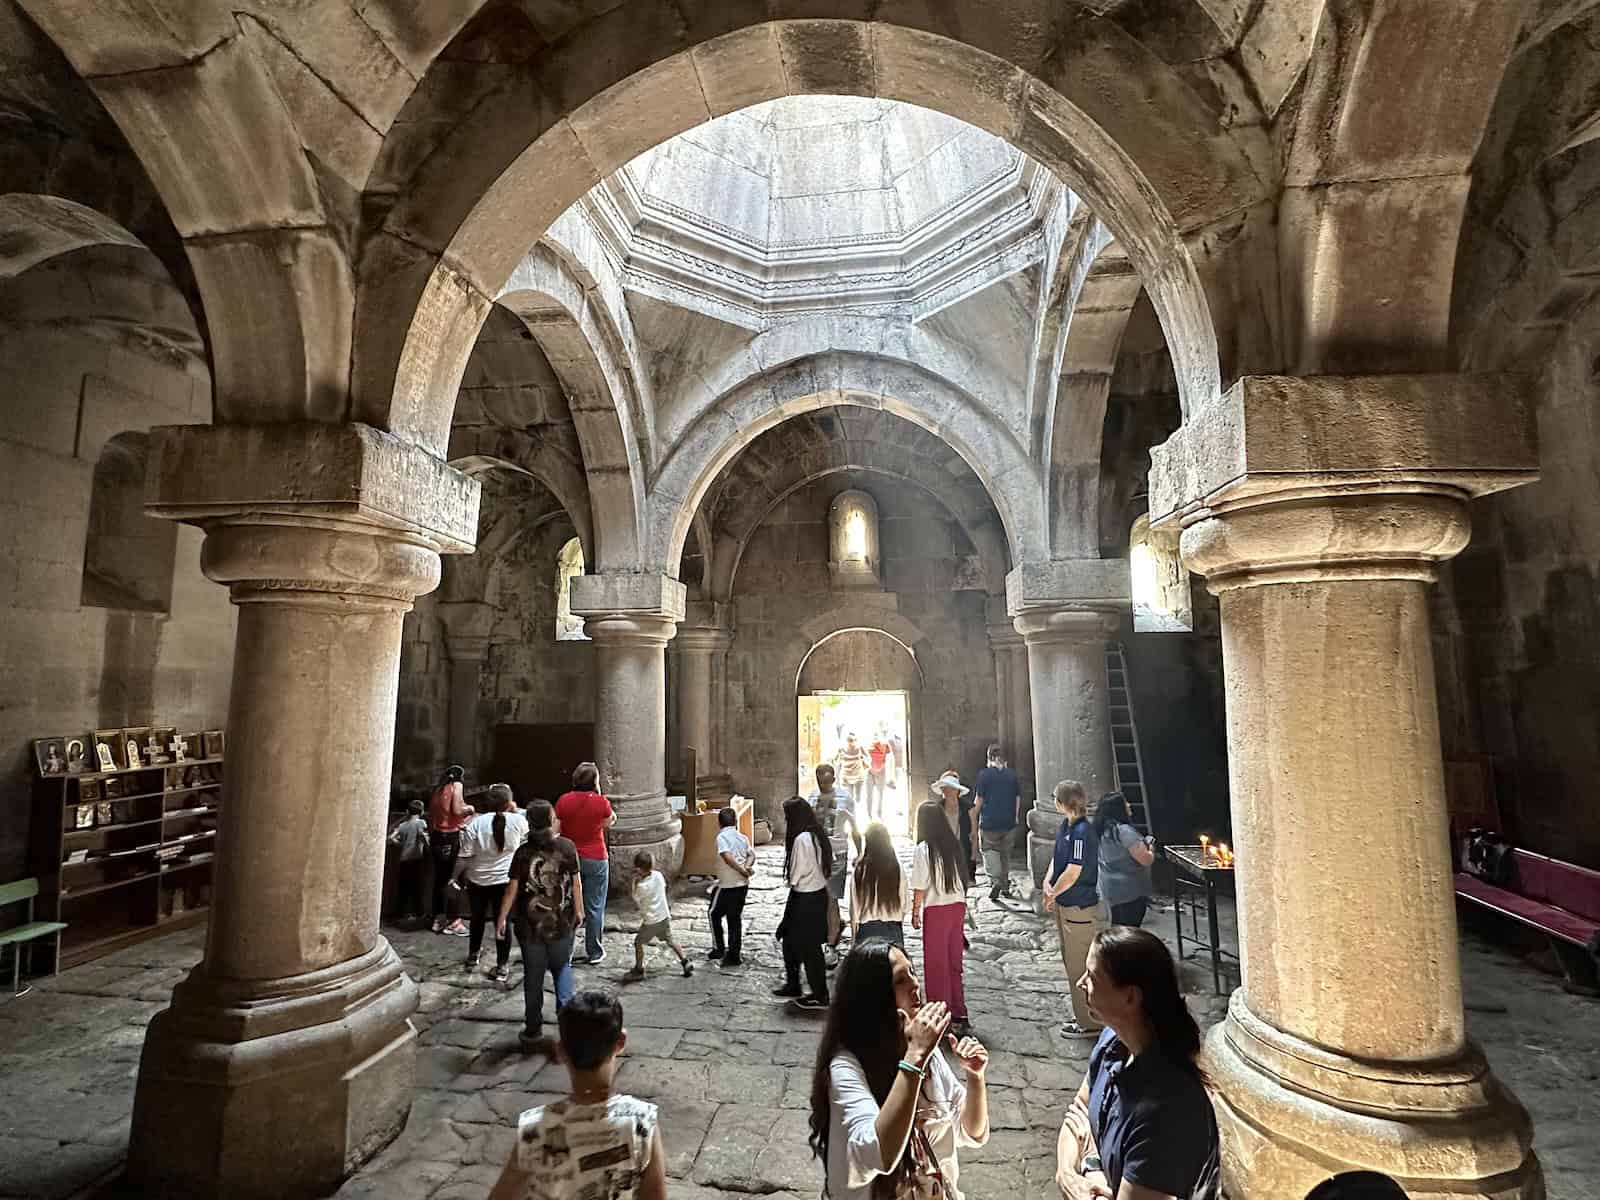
1462, 828, 1515, 888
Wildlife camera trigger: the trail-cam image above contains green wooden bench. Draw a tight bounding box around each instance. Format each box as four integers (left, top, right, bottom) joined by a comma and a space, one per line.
0, 878, 67, 998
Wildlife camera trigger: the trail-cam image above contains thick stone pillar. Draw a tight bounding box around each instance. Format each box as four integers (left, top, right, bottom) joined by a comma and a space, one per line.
986, 602, 1034, 824
130, 424, 479, 1199
1150, 375, 1541, 1198
437, 600, 494, 777
1007, 561, 1128, 886
571, 572, 685, 886
673, 601, 735, 802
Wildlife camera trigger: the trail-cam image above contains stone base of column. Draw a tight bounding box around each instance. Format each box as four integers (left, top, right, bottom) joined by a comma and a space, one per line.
1207, 998, 1543, 1200
1027, 806, 1066, 887
127, 941, 418, 1200
608, 834, 685, 893
605, 789, 685, 890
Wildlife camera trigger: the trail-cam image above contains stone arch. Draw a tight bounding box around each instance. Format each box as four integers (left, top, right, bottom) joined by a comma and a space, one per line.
81, 432, 177, 614
1047, 243, 1145, 557
1279, 1, 1528, 373
646, 352, 1046, 575
366, 12, 1269, 450
448, 446, 594, 570
497, 246, 645, 570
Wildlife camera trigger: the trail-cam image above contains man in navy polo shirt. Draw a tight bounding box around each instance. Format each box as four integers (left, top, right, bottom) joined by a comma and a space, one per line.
974, 743, 1023, 902
1042, 779, 1101, 1038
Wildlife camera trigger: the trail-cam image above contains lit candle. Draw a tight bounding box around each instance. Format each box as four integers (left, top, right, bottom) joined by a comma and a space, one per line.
1199, 835, 1211, 857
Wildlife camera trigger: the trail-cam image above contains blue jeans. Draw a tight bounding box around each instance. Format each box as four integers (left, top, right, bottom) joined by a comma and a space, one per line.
514, 925, 575, 1037
579, 856, 608, 960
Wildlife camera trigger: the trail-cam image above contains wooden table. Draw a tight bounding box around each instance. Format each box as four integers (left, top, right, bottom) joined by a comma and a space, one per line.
1164, 844, 1238, 995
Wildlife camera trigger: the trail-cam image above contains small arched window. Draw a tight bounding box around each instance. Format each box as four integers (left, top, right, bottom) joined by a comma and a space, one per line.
1130, 513, 1191, 633
828, 489, 881, 589
81, 432, 176, 614
555, 537, 588, 641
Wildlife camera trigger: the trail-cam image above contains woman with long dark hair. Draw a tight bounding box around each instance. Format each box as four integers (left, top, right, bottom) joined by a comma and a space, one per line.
852, 823, 908, 947
1055, 927, 1219, 1200
809, 941, 989, 1199
497, 799, 583, 1052
427, 764, 475, 935
774, 796, 834, 1010
1093, 791, 1156, 928
453, 783, 528, 980
912, 799, 972, 1036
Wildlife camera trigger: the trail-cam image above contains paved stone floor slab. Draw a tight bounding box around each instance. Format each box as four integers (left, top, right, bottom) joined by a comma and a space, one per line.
1, 845, 1596, 1198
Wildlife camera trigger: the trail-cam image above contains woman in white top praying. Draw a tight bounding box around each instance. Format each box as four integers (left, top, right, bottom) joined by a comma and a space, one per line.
453, 783, 529, 982
774, 795, 834, 1011
809, 940, 989, 1200
852, 822, 909, 947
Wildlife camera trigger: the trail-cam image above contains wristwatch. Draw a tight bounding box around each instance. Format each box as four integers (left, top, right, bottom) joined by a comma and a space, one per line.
1081, 1154, 1103, 1176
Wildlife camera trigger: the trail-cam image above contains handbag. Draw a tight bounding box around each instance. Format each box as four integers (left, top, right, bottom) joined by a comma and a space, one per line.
1463, 828, 1515, 887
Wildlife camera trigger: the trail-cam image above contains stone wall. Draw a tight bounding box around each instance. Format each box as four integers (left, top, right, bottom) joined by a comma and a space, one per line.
1436, 311, 1600, 869
394, 512, 596, 795
0, 272, 231, 881
719, 471, 999, 826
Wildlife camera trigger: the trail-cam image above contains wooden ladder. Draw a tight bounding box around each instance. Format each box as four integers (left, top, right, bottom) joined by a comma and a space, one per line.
1106, 642, 1151, 836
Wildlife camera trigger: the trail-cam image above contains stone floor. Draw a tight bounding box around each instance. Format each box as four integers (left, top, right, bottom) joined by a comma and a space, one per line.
1, 848, 1596, 1199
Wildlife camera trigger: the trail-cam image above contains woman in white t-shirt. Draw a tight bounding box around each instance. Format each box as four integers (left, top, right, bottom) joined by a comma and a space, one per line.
808, 940, 990, 1200
774, 796, 834, 1011
911, 800, 972, 1037
852, 823, 909, 948
454, 783, 529, 981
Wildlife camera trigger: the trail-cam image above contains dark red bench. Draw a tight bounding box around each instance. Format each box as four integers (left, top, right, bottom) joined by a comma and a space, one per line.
1455, 848, 1600, 995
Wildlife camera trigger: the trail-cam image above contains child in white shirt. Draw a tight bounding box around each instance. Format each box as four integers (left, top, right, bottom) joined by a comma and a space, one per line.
624, 851, 693, 980
708, 807, 756, 967
488, 989, 666, 1200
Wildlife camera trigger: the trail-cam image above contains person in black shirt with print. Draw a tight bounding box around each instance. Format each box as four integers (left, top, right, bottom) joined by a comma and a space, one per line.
1055, 926, 1219, 1200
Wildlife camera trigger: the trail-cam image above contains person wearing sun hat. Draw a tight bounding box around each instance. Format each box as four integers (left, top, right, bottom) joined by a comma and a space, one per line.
931, 770, 978, 886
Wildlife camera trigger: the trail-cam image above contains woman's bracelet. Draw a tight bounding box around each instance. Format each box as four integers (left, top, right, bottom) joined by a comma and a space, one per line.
896, 1059, 926, 1079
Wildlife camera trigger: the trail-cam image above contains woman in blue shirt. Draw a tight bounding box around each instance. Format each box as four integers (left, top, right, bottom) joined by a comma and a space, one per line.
1055, 926, 1220, 1199
1043, 780, 1100, 1039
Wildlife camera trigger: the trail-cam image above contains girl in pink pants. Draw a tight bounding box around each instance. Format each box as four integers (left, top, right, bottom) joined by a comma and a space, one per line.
911, 798, 972, 1036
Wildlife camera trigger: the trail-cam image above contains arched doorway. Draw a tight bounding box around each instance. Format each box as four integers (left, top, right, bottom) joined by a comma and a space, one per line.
796, 628, 924, 838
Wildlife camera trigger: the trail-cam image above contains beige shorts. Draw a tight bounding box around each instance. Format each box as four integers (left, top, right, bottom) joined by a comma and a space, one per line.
635, 919, 673, 948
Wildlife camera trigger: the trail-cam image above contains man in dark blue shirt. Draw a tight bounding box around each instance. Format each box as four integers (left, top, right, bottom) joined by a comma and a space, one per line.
1043, 780, 1100, 1037
974, 743, 1023, 901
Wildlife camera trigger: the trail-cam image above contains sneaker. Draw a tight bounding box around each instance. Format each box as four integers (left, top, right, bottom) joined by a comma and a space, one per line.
791, 994, 829, 1012
772, 982, 802, 999
720, 955, 743, 968
444, 919, 469, 937
623, 966, 645, 982
1058, 1020, 1101, 1039
707, 947, 725, 961
585, 948, 607, 966
432, 916, 447, 934
681, 960, 695, 978
988, 885, 1001, 902
463, 955, 479, 974
518, 1029, 552, 1055
489, 965, 510, 983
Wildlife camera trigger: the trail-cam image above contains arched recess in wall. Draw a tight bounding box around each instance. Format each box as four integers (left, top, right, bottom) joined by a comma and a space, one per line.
365, 13, 1261, 457
1130, 514, 1191, 633
82, 433, 176, 614
646, 353, 1046, 574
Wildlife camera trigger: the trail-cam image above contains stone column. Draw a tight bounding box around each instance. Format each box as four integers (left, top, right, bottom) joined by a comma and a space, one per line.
1150, 375, 1541, 1197
673, 600, 735, 802
571, 572, 686, 886
130, 424, 479, 1199
987, 602, 1034, 820
437, 600, 494, 777
1008, 561, 1128, 886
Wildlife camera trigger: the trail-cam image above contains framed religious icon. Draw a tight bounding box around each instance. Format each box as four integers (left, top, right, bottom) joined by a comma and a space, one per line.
65, 736, 88, 774
94, 730, 123, 771
201, 730, 225, 759
123, 727, 151, 770
174, 732, 200, 762
33, 738, 67, 776
147, 727, 174, 765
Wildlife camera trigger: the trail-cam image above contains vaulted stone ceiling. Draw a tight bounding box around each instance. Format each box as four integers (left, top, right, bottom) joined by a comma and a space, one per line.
586, 95, 1058, 326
